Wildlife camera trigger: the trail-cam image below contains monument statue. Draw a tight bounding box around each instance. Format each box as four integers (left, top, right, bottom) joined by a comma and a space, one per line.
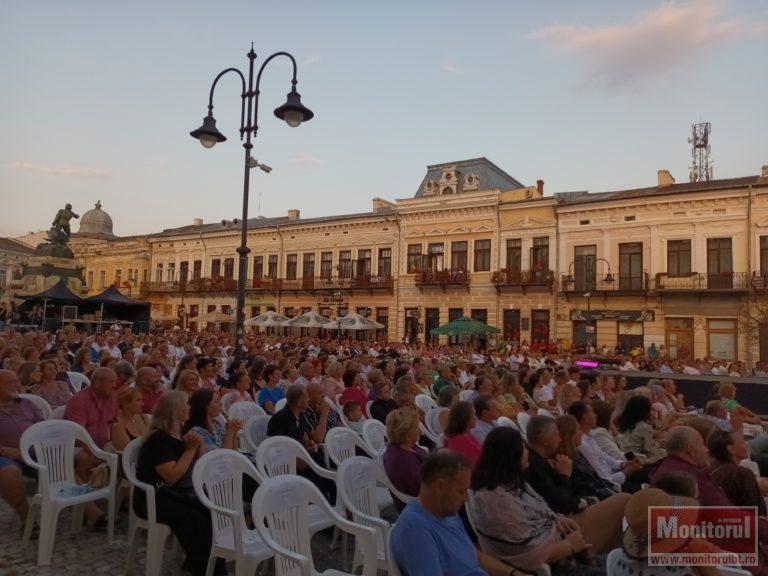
52, 203, 79, 240
35, 203, 79, 259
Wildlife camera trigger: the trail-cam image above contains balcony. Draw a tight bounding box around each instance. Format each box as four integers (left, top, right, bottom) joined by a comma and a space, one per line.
561, 272, 651, 298
142, 277, 238, 294
491, 268, 554, 294
655, 272, 750, 294
414, 268, 469, 292
751, 272, 768, 294
249, 275, 394, 294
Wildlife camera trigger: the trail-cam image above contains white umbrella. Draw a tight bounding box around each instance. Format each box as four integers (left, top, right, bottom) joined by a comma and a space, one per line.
335, 312, 384, 331
288, 311, 336, 329
244, 310, 291, 327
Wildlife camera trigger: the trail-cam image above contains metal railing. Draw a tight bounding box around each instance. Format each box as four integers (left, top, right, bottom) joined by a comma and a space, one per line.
655, 272, 750, 291
491, 268, 554, 287
415, 268, 470, 287
250, 275, 394, 292
561, 272, 650, 293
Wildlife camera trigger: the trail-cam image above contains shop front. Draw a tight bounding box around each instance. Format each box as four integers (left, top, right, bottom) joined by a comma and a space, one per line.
569, 309, 655, 352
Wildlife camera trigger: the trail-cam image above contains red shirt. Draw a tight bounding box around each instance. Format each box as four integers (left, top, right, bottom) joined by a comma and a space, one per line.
339, 387, 370, 417
444, 433, 483, 467
65, 388, 119, 449
139, 388, 164, 414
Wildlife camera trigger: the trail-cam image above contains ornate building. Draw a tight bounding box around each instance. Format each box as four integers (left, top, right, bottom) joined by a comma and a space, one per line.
69, 158, 768, 363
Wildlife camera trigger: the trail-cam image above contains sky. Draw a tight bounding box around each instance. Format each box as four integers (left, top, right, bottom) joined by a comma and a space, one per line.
1, 0, 766, 238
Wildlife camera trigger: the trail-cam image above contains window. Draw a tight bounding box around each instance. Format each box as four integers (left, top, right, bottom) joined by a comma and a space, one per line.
667, 240, 691, 277
0, 269, 6, 287
127, 269, 135, 282
207, 305, 216, 313
302, 253, 315, 278
267, 255, 278, 278
531, 237, 549, 272
210, 259, 221, 278
286, 254, 298, 280
193, 260, 202, 280
320, 252, 333, 279
574, 245, 596, 291
474, 239, 491, 272
155, 263, 163, 283
378, 248, 391, 277
357, 249, 371, 277
708, 319, 737, 360
250, 306, 261, 319
532, 310, 550, 346
619, 242, 643, 290
253, 256, 263, 279
505, 239, 521, 272
189, 305, 199, 318
142, 269, 148, 283
223, 258, 234, 279
375, 307, 389, 339
87, 270, 94, 288
761, 236, 768, 274
707, 238, 733, 289
339, 250, 352, 279
115, 269, 122, 286
99, 270, 106, 289
407, 244, 422, 273
179, 261, 189, 283
451, 241, 468, 272
427, 243, 444, 272
167, 262, 176, 282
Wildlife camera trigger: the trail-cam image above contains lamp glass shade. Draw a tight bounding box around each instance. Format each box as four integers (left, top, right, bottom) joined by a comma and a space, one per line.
283, 110, 303, 128
274, 88, 314, 127
190, 115, 227, 148
605, 273, 615, 283
199, 134, 218, 149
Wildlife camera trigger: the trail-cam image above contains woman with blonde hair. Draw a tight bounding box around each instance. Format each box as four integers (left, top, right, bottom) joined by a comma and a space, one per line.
174, 369, 200, 396
135, 391, 221, 576
110, 387, 149, 452
382, 407, 427, 510
322, 360, 345, 397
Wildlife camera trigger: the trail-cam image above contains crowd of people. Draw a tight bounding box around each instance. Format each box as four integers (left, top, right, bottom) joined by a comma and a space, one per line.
0, 324, 767, 576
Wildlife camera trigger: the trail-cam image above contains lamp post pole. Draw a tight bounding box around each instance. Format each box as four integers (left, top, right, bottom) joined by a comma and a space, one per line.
190, 45, 313, 364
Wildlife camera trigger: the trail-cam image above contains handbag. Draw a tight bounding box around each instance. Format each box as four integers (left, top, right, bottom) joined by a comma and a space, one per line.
88, 462, 110, 489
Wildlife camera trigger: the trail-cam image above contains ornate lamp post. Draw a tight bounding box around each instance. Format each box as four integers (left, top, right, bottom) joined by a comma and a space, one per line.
190, 45, 313, 363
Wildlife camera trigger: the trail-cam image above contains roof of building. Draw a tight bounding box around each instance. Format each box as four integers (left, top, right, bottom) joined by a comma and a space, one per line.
555, 175, 763, 206
414, 157, 525, 197
0, 237, 35, 255
77, 201, 115, 238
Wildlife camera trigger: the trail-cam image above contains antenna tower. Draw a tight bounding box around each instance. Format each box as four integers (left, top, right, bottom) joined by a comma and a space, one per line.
688, 121, 713, 182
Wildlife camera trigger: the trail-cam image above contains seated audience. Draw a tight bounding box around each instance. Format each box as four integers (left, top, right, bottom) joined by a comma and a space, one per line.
391, 449, 527, 576
343, 400, 364, 434
196, 357, 217, 389
113, 360, 135, 393
321, 360, 345, 398
339, 369, 369, 417
109, 387, 149, 452
383, 407, 428, 509
369, 379, 397, 423
443, 401, 482, 467
556, 414, 617, 501
615, 395, 666, 463
437, 385, 459, 431
220, 371, 255, 413
302, 381, 340, 448
256, 364, 284, 414
183, 388, 240, 452
29, 359, 72, 409
470, 395, 497, 446
135, 366, 164, 414
707, 429, 766, 515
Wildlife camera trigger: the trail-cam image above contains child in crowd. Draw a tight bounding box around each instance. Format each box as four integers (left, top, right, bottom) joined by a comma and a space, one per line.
343, 400, 364, 434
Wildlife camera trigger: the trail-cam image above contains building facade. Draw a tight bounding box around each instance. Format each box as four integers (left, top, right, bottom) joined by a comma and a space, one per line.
68, 158, 768, 363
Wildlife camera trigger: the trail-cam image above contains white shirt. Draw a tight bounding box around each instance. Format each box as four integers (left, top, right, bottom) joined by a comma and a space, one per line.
683, 365, 701, 375
589, 427, 626, 462
579, 434, 625, 485
107, 345, 122, 359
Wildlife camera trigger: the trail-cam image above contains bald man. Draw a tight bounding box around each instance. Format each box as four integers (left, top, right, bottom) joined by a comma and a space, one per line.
135, 366, 163, 414
0, 369, 43, 524
294, 361, 316, 388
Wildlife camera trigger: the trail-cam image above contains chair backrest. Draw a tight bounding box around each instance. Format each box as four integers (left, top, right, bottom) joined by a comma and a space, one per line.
49, 405, 67, 420
496, 416, 520, 432
193, 449, 264, 553
19, 419, 90, 495
362, 419, 388, 454
718, 568, 752, 576
425, 407, 446, 436
418, 421, 438, 444
66, 371, 90, 392
256, 435, 313, 479
228, 401, 266, 422
325, 427, 374, 467
414, 394, 438, 414
740, 459, 760, 477
337, 457, 388, 560
458, 389, 475, 402
365, 400, 374, 419
243, 414, 271, 455
274, 397, 287, 412
517, 412, 531, 438
334, 393, 343, 409
19, 393, 52, 418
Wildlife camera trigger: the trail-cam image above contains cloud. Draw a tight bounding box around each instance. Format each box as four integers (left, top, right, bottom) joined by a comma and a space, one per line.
527, 0, 768, 88
439, 62, 464, 75
8, 161, 110, 179
291, 152, 324, 168
302, 55, 321, 67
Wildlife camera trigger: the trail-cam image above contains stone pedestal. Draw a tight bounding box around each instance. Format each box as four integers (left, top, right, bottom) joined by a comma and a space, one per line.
9, 256, 85, 296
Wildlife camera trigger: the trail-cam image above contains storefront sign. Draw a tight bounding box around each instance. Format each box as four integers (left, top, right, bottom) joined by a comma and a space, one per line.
570, 309, 655, 322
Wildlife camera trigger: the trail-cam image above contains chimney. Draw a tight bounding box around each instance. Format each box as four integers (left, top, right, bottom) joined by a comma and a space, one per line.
193, 218, 203, 226
287, 209, 300, 220
657, 169, 675, 187
759, 165, 768, 183
536, 179, 544, 195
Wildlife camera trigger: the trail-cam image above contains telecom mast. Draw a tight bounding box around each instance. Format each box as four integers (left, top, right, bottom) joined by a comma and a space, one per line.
689, 121, 713, 182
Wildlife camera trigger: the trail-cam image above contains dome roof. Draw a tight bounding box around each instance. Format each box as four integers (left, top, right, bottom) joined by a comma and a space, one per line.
78, 201, 115, 237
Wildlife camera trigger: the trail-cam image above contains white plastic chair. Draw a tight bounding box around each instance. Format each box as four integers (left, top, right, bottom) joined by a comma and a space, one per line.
192, 449, 273, 576
252, 475, 378, 576
387, 530, 403, 576
19, 393, 52, 419
242, 414, 271, 456
362, 419, 388, 454
337, 457, 393, 573
274, 397, 287, 412
415, 394, 438, 414
228, 401, 266, 423
325, 427, 376, 465
365, 399, 374, 419
426, 407, 446, 437
740, 459, 760, 476
458, 389, 475, 402
67, 371, 90, 392
254, 436, 337, 534
375, 452, 416, 507
718, 568, 752, 576
48, 405, 67, 420
418, 421, 439, 445
517, 412, 531, 439
122, 438, 177, 576
497, 416, 521, 432
20, 420, 118, 566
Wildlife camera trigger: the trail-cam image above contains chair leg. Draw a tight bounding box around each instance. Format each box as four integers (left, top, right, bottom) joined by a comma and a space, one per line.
21, 502, 36, 548
145, 529, 168, 576
205, 553, 216, 576
123, 528, 141, 576
70, 503, 85, 534
107, 495, 115, 544
37, 504, 61, 566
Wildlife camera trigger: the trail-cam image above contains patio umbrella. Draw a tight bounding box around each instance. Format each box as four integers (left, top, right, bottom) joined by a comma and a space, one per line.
288, 311, 336, 329
244, 310, 292, 327
194, 311, 237, 324
335, 312, 385, 331
430, 316, 500, 336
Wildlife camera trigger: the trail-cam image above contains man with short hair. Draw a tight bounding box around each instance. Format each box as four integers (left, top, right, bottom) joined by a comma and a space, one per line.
651, 426, 731, 507
113, 360, 135, 393
135, 366, 164, 414
471, 395, 497, 445
293, 361, 316, 388
66, 367, 119, 450
390, 450, 524, 576
301, 382, 339, 448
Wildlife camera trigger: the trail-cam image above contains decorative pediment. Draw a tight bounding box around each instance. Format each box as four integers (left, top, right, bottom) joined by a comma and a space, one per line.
471, 224, 493, 233
500, 216, 555, 230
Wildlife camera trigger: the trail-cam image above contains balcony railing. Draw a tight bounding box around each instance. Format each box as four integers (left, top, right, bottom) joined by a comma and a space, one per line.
561, 272, 651, 294
655, 272, 750, 292
143, 277, 238, 293
415, 268, 469, 290
250, 275, 393, 292
492, 268, 554, 291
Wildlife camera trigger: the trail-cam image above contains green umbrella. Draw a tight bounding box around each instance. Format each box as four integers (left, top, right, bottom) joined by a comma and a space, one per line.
430, 316, 500, 336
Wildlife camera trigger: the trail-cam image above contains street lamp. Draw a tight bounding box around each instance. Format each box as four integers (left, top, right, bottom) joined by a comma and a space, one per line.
190, 45, 313, 363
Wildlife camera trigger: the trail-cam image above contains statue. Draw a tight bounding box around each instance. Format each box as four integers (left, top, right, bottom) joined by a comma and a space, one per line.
52, 203, 79, 241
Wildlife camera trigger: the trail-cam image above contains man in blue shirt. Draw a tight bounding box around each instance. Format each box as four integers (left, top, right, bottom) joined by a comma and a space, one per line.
390, 450, 522, 576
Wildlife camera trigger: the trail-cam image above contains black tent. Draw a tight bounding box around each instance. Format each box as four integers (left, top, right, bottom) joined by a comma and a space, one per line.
84, 286, 151, 331
15, 279, 82, 329
17, 279, 82, 304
